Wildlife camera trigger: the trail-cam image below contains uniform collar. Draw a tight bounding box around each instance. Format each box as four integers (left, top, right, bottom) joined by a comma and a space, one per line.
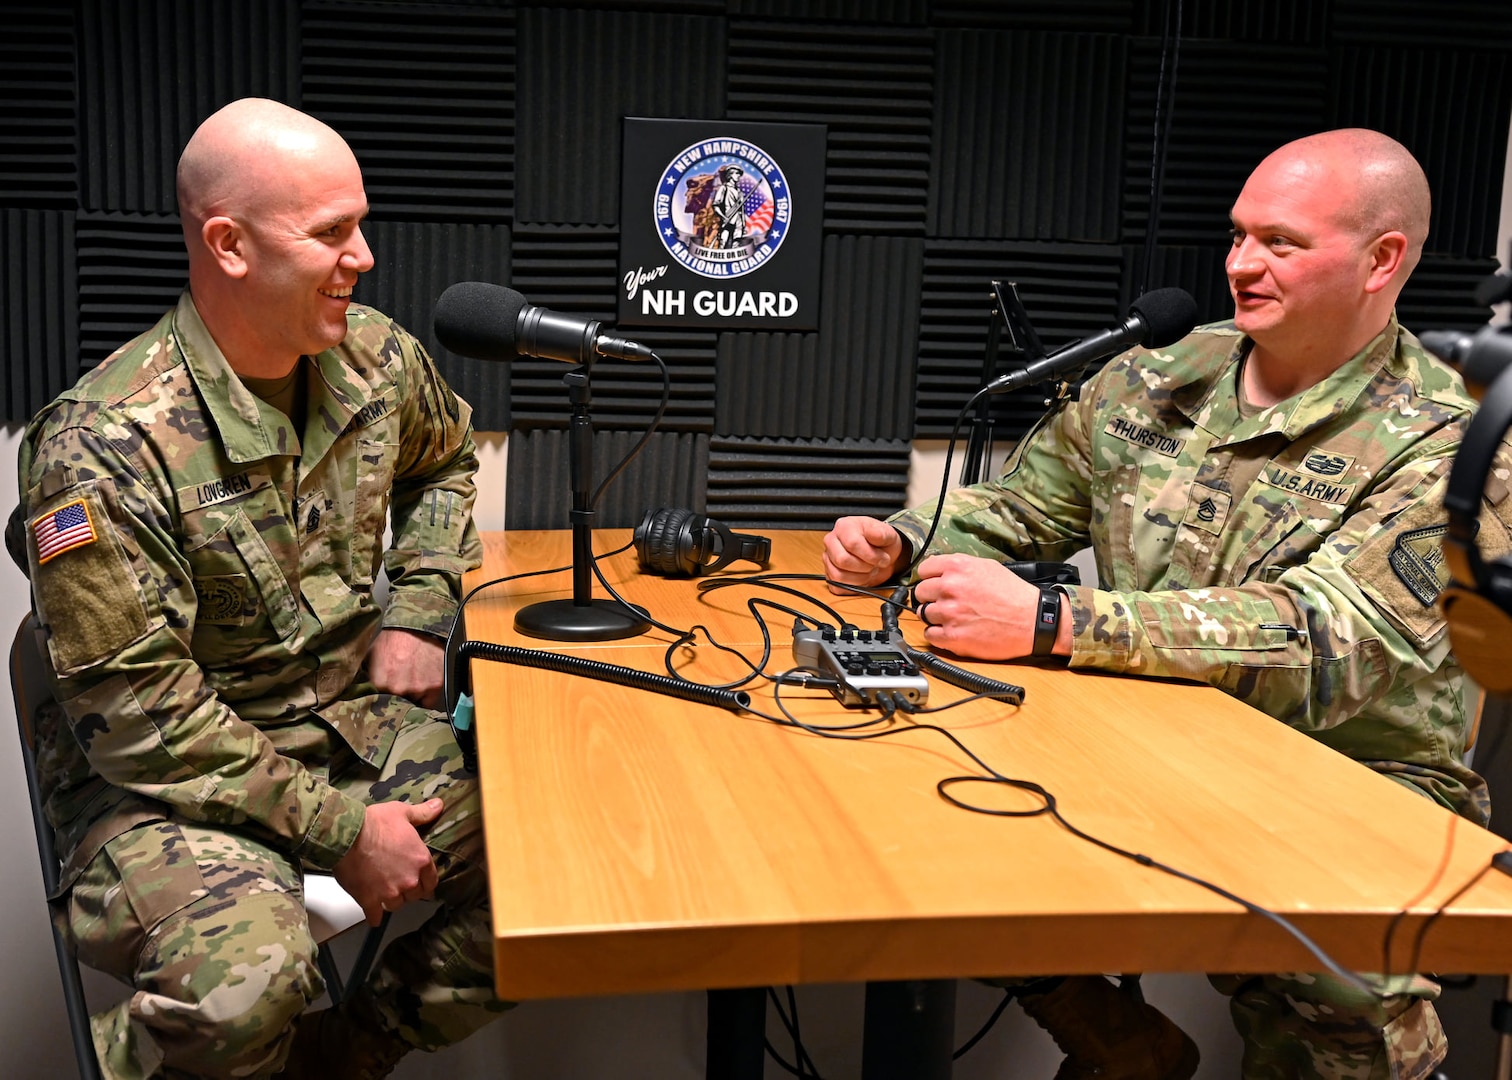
301, 344, 375, 474
172, 290, 373, 467
1174, 315, 1401, 448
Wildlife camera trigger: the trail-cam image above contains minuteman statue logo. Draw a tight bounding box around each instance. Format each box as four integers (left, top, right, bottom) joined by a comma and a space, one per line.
655, 137, 790, 278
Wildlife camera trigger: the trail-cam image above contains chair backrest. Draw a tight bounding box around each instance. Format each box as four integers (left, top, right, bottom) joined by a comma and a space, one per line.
10, 614, 105, 1080
10, 615, 385, 1033
11, 615, 63, 893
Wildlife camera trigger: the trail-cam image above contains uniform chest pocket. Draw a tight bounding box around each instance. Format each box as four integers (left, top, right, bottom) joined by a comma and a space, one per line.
184, 507, 301, 643
1228, 502, 1330, 586
351, 437, 397, 585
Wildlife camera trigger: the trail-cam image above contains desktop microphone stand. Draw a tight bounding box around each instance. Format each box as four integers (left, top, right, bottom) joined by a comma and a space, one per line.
513, 367, 650, 641
960, 280, 1046, 486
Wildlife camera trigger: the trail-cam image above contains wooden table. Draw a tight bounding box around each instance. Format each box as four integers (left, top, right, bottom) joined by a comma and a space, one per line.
463, 529, 1512, 1071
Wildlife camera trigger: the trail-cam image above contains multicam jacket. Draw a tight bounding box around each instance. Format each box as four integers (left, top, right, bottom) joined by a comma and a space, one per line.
891, 317, 1499, 824
15, 291, 483, 889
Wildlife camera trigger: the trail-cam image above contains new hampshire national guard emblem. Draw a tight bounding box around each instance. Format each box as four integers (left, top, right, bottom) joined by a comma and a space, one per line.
655, 137, 791, 278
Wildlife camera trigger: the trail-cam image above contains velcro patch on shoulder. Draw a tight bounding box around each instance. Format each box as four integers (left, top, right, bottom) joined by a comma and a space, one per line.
1387, 524, 1451, 607
27, 483, 158, 675
1346, 511, 1451, 646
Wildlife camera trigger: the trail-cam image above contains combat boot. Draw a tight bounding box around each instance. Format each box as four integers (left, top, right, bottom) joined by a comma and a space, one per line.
276, 990, 411, 1080
1018, 975, 1199, 1080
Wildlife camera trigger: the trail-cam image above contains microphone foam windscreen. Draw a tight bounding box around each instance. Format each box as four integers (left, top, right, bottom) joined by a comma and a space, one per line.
433, 281, 528, 360
1129, 287, 1200, 349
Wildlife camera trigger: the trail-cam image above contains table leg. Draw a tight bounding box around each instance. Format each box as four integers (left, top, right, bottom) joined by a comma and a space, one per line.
861, 979, 957, 1080
706, 987, 767, 1079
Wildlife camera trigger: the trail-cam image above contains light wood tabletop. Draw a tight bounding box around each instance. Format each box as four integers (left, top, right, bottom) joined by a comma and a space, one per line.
463, 529, 1512, 1001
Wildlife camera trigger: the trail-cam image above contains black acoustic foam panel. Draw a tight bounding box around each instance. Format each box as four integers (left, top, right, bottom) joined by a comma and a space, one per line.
715, 235, 922, 441
515, 7, 727, 226
1330, 0, 1512, 49
75, 213, 186, 367
933, 0, 1133, 33
77, 0, 300, 214
1122, 244, 1231, 327
1, 210, 79, 421
732, 1, 927, 22
302, 1, 516, 224
705, 436, 911, 530
0, 5, 77, 210
930, 30, 1127, 243
916, 241, 1125, 439
506, 428, 710, 531
1122, 39, 1328, 248
727, 19, 934, 235
1398, 256, 1507, 335
1131, 0, 1325, 42
358, 220, 513, 432
4, 0, 1510, 534
1329, 47, 1512, 259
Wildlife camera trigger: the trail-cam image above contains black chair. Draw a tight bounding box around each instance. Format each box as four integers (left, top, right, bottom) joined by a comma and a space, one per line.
10, 616, 388, 1078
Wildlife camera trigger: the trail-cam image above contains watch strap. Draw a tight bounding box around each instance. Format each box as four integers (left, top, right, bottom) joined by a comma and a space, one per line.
1031, 586, 1061, 657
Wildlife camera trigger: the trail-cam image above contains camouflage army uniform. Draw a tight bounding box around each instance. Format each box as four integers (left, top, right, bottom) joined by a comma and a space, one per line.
891, 318, 1498, 1079
15, 291, 505, 1078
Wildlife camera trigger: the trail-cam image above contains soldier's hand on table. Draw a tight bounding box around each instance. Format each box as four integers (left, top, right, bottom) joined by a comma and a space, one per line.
335, 798, 444, 926
369, 627, 445, 709
823, 516, 906, 592
911, 554, 1049, 660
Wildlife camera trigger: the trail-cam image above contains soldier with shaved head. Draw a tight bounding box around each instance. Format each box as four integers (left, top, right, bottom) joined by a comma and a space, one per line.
826, 130, 1498, 1078
12, 98, 508, 1078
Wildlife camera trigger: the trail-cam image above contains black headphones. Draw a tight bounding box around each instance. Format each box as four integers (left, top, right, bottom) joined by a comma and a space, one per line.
1441, 359, 1512, 693
633, 508, 772, 578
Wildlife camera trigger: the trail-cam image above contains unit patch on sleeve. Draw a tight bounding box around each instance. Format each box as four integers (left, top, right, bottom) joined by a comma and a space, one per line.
32, 498, 97, 563
1387, 524, 1451, 606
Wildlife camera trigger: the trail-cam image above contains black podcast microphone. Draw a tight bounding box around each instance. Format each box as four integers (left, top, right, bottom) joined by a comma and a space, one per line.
433, 281, 655, 364
986, 287, 1199, 395
1421, 325, 1512, 399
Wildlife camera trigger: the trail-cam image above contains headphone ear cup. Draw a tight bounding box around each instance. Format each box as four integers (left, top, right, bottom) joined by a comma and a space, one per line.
1443, 583, 1512, 694
638, 507, 696, 576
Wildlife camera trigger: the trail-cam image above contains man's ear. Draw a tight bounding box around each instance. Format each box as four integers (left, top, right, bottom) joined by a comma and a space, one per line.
201, 216, 248, 279
1363, 231, 1409, 295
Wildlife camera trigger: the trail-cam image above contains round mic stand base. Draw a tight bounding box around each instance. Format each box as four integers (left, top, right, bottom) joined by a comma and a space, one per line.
513, 599, 650, 642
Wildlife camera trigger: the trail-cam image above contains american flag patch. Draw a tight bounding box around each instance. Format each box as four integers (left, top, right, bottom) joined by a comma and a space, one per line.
33, 499, 97, 564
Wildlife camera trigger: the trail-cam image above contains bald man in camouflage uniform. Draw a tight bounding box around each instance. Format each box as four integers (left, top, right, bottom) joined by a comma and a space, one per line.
12, 99, 508, 1079
826, 130, 1493, 1079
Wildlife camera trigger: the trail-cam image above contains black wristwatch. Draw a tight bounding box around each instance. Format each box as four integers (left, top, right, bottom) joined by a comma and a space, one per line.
1031, 586, 1062, 657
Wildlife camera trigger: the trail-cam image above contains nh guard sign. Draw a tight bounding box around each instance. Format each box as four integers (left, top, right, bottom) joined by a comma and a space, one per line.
619, 118, 825, 330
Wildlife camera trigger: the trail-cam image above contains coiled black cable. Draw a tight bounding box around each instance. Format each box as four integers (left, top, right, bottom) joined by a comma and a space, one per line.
461, 640, 749, 710
450, 639, 750, 772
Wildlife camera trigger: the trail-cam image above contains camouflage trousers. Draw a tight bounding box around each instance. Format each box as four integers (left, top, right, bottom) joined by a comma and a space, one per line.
1210, 972, 1445, 1080
64, 717, 513, 1080
984, 971, 1444, 1079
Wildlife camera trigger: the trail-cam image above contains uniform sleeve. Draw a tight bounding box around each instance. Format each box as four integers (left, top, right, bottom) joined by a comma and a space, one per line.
20, 422, 366, 869
1064, 446, 1462, 734
884, 356, 1472, 737
381, 333, 484, 639
889, 380, 1098, 565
